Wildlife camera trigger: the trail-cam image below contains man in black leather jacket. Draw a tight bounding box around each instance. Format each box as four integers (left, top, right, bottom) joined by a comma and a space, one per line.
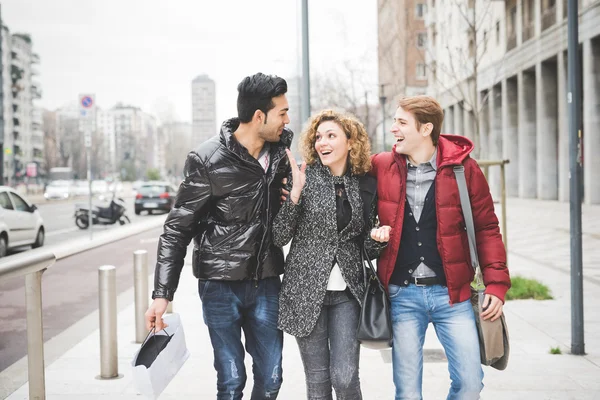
145, 73, 292, 399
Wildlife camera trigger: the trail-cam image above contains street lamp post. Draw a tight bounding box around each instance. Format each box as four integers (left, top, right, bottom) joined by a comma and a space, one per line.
301, 0, 311, 124
567, 0, 584, 355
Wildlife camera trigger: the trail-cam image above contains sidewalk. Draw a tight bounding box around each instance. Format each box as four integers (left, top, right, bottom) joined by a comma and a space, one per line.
2, 198, 600, 399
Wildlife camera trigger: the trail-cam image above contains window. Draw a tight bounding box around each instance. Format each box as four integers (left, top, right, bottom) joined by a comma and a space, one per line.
417, 32, 427, 48
0, 192, 13, 210
416, 63, 427, 79
416, 3, 427, 18
9, 192, 29, 212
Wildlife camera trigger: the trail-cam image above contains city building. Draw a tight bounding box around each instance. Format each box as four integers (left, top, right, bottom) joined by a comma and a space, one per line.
191, 74, 216, 146
1, 27, 44, 185
377, 0, 430, 151
378, 0, 600, 204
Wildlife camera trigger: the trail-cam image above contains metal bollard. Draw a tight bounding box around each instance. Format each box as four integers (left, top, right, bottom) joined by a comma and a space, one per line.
98, 265, 118, 379
133, 250, 148, 343
166, 300, 173, 314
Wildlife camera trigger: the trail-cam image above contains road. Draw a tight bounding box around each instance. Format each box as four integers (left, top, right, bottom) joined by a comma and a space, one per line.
6, 195, 163, 253
0, 193, 171, 372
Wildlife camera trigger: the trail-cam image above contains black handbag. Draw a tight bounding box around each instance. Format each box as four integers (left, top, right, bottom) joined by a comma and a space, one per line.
356, 246, 393, 349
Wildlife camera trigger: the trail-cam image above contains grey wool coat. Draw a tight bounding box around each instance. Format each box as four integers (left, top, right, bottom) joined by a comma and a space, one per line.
272, 163, 382, 337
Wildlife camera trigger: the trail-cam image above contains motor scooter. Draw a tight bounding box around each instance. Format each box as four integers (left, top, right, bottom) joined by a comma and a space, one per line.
75, 196, 130, 229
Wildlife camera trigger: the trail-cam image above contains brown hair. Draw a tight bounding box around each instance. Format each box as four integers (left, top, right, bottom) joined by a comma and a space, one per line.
299, 109, 372, 175
398, 96, 444, 145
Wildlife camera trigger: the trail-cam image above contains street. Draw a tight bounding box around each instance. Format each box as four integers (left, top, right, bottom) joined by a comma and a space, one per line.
6, 194, 163, 253
0, 194, 168, 372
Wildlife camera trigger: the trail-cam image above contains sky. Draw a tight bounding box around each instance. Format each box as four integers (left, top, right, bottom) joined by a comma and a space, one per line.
2, 0, 378, 126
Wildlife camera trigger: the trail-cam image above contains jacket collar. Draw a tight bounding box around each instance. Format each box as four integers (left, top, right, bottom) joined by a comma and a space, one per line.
392, 134, 474, 171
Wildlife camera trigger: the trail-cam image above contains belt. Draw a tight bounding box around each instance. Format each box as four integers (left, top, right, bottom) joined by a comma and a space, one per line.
411, 276, 444, 287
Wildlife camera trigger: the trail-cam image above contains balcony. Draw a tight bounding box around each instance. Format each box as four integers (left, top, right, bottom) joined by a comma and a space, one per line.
31, 53, 40, 64
507, 31, 517, 51
522, 22, 534, 42
31, 85, 42, 100
542, 5, 556, 30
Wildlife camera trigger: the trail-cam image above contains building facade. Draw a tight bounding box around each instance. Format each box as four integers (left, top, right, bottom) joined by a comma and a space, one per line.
1, 28, 44, 185
378, 0, 430, 152
379, 0, 600, 204
191, 74, 216, 147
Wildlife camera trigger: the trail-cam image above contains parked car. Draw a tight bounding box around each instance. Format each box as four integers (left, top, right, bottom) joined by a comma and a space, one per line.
44, 180, 72, 200
134, 181, 178, 215
0, 186, 45, 257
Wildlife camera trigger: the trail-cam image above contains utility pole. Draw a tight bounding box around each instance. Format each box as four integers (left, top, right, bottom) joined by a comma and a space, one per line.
0, 5, 4, 186
301, 0, 311, 124
567, 0, 584, 355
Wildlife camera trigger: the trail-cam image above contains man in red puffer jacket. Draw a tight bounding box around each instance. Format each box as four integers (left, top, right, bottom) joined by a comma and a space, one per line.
371, 95, 510, 400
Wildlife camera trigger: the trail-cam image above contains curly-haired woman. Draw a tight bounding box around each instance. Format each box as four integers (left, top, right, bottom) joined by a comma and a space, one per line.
273, 109, 391, 399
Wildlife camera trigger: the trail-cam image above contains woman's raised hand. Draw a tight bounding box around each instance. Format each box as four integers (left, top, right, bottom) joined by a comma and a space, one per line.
286, 149, 306, 204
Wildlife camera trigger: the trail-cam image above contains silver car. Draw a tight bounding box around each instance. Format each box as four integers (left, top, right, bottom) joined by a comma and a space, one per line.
0, 186, 45, 257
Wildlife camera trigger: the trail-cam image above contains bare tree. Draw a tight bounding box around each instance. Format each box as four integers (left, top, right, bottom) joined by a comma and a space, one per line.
311, 59, 382, 150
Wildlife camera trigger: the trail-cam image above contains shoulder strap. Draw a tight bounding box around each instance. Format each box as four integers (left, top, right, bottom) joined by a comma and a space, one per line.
453, 166, 483, 287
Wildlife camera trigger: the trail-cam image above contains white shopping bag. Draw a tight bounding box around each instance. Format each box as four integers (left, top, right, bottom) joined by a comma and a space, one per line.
132, 313, 190, 399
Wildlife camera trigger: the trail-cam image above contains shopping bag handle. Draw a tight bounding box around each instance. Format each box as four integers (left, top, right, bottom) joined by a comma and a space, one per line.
141, 325, 173, 356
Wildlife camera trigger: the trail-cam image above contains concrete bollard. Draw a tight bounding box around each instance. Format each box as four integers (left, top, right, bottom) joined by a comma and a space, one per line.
98, 265, 118, 379
133, 250, 149, 343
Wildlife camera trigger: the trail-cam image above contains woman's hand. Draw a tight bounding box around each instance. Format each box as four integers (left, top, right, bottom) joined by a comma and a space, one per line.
370, 225, 392, 242
286, 149, 306, 204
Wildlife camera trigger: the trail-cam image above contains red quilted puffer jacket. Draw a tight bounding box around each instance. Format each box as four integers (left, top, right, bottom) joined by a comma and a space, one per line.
371, 134, 511, 303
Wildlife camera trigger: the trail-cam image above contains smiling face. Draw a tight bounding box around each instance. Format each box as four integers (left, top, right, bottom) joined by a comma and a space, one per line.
314, 120, 351, 175
391, 106, 432, 157
258, 95, 290, 143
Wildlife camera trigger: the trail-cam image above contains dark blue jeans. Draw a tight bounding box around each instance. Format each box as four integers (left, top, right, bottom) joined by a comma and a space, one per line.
199, 277, 284, 400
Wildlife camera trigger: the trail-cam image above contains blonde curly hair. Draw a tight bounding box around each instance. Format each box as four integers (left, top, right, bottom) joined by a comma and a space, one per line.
299, 109, 372, 176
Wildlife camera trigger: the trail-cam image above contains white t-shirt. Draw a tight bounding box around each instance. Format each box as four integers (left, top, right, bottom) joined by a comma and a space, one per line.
327, 262, 347, 290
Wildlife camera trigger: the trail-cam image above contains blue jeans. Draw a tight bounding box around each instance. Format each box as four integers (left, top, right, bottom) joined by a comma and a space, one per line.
199, 277, 283, 400
389, 284, 483, 400
295, 290, 362, 400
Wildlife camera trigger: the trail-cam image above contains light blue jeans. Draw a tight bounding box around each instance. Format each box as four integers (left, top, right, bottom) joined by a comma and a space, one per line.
389, 284, 483, 400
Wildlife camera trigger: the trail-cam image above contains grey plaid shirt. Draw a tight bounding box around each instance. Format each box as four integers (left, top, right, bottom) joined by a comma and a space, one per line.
406, 149, 438, 278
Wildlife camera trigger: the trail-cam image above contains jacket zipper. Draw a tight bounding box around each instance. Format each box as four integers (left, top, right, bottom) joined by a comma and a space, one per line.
253, 149, 284, 284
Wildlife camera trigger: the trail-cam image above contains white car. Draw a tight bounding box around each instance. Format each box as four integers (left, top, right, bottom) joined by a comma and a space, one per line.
44, 180, 72, 200
0, 186, 45, 257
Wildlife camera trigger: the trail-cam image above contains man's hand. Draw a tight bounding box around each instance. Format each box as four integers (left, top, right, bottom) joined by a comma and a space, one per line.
370, 225, 392, 242
145, 298, 169, 331
480, 294, 503, 321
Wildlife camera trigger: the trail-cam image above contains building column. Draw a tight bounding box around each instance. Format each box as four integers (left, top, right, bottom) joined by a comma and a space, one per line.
557, 51, 569, 202
502, 78, 519, 197
478, 91, 490, 159
445, 106, 455, 134
534, 0, 542, 37
518, 70, 537, 198
463, 106, 474, 142
517, 0, 523, 46
488, 86, 503, 198
454, 102, 464, 136
536, 61, 559, 199
583, 39, 600, 204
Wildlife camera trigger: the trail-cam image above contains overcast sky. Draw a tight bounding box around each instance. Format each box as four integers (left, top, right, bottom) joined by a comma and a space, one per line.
2, 0, 378, 126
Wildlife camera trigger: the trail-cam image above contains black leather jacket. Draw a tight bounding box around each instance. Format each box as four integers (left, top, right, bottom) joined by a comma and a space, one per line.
152, 118, 292, 301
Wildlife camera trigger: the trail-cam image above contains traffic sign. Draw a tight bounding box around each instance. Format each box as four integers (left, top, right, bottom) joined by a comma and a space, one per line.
78, 94, 96, 120
81, 95, 93, 108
